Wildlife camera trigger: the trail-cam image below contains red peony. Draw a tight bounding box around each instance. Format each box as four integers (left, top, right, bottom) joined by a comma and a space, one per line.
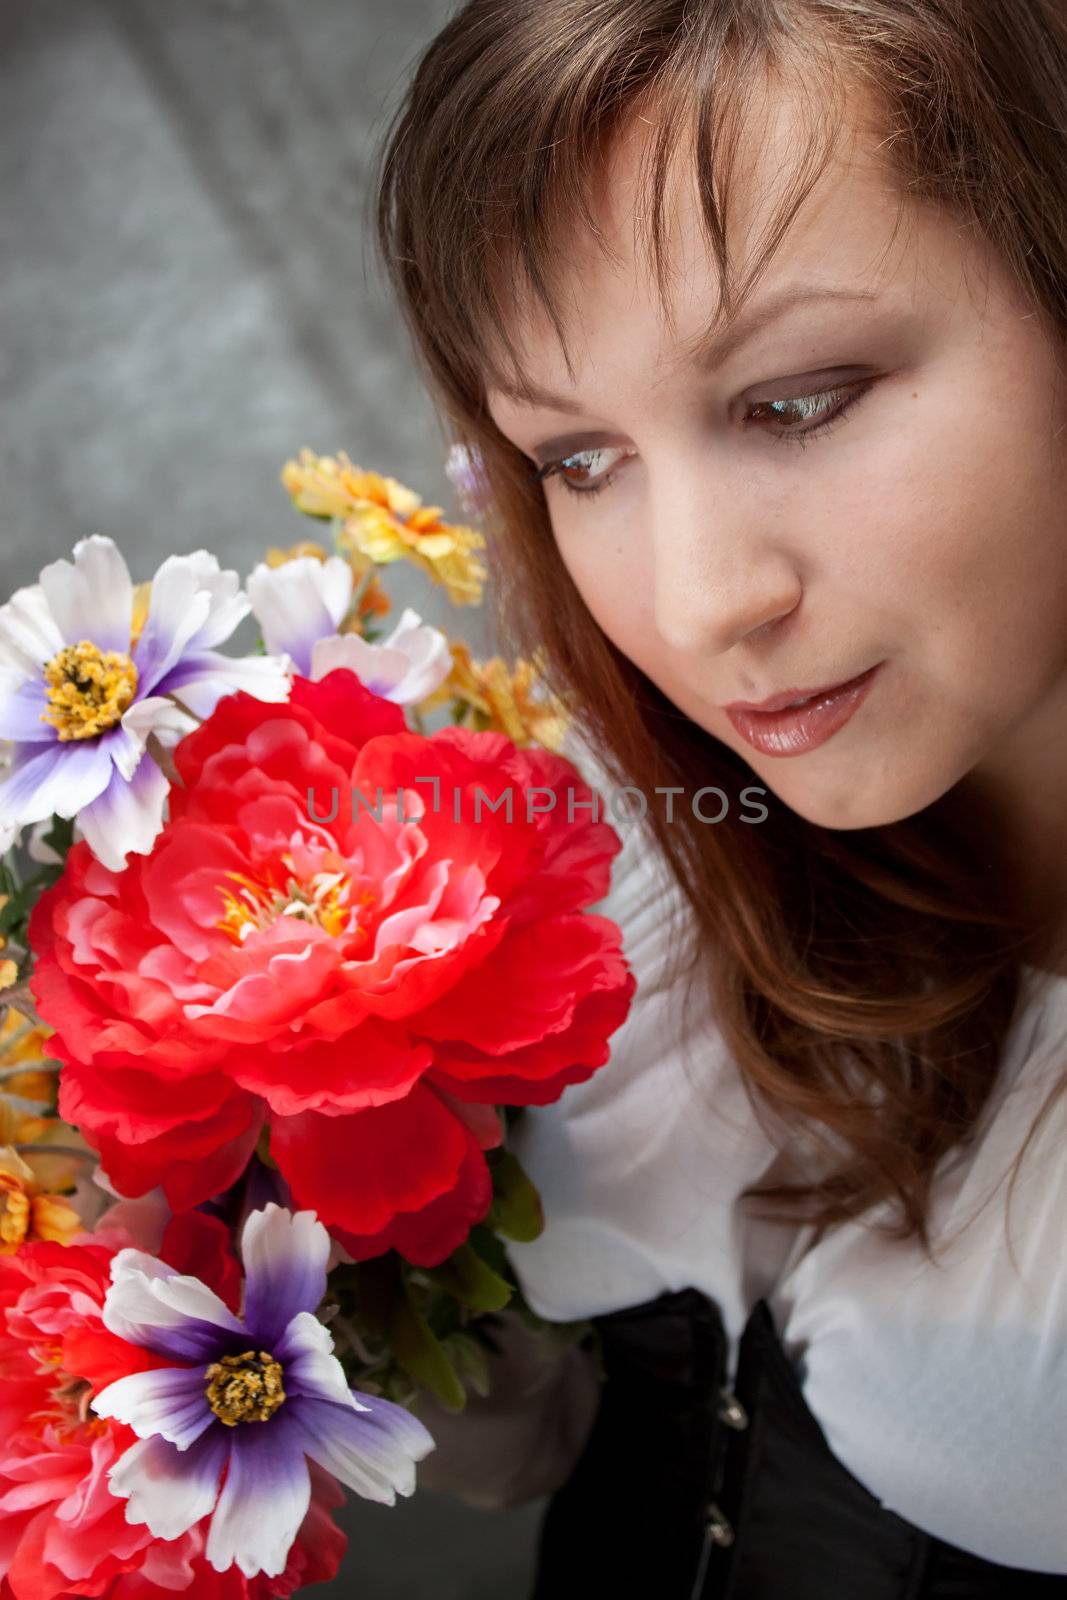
0, 1215, 346, 1600
29, 671, 634, 1265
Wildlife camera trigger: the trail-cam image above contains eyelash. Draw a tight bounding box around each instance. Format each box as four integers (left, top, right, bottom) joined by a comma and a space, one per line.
528, 379, 876, 500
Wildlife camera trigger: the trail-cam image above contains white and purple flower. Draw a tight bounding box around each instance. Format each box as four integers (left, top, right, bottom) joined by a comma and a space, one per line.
91, 1202, 436, 1580
445, 441, 492, 517
0, 536, 292, 871
245, 554, 355, 677
308, 607, 452, 702
246, 554, 452, 703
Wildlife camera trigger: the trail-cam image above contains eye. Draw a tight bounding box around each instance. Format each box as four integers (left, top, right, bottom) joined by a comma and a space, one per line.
528, 445, 631, 500
746, 377, 877, 449
527, 377, 878, 500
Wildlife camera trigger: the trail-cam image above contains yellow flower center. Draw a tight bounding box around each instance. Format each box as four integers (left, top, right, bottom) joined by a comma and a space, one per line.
214, 857, 377, 946
205, 1349, 286, 1426
41, 641, 138, 741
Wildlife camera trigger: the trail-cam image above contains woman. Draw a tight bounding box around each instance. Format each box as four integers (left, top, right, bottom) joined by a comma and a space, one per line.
372, 1, 1067, 1594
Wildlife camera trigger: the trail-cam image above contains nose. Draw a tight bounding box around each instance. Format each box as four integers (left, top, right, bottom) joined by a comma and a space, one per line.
648, 483, 802, 656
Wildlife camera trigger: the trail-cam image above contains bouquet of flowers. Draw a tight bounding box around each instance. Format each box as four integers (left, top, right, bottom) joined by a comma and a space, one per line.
0, 445, 636, 1595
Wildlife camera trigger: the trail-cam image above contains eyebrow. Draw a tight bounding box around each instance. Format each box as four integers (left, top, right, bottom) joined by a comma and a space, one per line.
490, 283, 883, 411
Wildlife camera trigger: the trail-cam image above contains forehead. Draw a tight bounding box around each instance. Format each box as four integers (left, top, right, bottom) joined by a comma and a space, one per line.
484, 72, 920, 404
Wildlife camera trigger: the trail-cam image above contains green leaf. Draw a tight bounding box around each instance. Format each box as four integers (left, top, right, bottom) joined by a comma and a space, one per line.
421, 1239, 513, 1313
465, 1223, 512, 1281
442, 1330, 491, 1398
40, 813, 74, 862
0, 883, 29, 934
355, 1253, 467, 1412
485, 1147, 544, 1241
254, 1127, 278, 1170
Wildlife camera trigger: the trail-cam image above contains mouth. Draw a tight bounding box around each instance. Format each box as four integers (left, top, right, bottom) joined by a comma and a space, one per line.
723, 665, 880, 715
722, 662, 884, 759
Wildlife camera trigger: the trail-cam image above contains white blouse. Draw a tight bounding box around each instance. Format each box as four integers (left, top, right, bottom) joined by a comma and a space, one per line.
505, 732, 1067, 1573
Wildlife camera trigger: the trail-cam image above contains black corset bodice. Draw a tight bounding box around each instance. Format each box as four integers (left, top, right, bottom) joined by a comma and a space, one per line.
529, 1288, 1067, 1599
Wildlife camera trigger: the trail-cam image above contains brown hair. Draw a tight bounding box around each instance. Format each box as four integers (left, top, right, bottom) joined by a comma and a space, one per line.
372, 0, 1067, 1254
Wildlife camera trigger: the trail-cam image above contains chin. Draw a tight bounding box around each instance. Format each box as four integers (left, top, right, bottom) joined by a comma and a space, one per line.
761, 765, 958, 832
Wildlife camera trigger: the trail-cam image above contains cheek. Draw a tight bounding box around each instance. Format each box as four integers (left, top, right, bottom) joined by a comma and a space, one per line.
557, 530, 653, 656
818, 366, 1067, 698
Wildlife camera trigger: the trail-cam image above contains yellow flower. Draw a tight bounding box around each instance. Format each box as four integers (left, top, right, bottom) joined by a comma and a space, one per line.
263, 538, 332, 567
281, 450, 488, 608
1, 1004, 56, 1070
281, 452, 422, 521
418, 640, 571, 750
0, 998, 72, 1188
0, 1145, 84, 1253
0, 1095, 48, 1147
0, 894, 14, 991
0, 1004, 59, 1113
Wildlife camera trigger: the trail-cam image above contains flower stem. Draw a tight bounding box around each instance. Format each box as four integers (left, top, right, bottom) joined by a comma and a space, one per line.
0, 986, 47, 1027
351, 563, 378, 615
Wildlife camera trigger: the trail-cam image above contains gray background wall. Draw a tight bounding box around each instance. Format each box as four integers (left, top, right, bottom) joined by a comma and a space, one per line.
2, 1, 542, 1594
1, 0, 495, 658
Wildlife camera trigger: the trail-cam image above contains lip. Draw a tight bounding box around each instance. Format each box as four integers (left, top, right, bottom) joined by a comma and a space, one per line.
724, 662, 884, 758
724, 665, 879, 714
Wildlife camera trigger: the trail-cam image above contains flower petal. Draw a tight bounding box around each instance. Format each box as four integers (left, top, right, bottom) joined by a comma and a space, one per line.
153, 648, 293, 716
107, 1426, 227, 1542
285, 1391, 435, 1505
309, 609, 452, 704
76, 751, 169, 871
274, 1311, 369, 1411
102, 1247, 245, 1363
38, 535, 134, 656
132, 557, 213, 693
91, 1363, 215, 1450
0, 728, 116, 828
246, 557, 352, 677
120, 694, 199, 756
172, 551, 251, 650
102, 721, 144, 782
269, 1083, 493, 1267
204, 1409, 311, 1579
0, 674, 56, 744
0, 582, 65, 674
239, 1204, 330, 1349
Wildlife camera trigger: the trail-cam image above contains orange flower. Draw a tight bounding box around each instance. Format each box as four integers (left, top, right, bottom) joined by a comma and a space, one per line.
281, 449, 488, 607
0, 891, 17, 992
418, 640, 571, 750
263, 538, 333, 567
0, 1146, 84, 1253
0, 1002, 58, 1092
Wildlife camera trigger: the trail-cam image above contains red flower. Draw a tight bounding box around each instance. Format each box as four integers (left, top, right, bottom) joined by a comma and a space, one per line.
0, 1215, 345, 1599
30, 671, 634, 1265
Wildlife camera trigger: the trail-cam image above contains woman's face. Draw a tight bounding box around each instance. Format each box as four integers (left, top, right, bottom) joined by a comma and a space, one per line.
485, 78, 1067, 861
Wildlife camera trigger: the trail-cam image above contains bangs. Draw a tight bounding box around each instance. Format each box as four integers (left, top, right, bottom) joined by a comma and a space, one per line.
376, 2, 865, 418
